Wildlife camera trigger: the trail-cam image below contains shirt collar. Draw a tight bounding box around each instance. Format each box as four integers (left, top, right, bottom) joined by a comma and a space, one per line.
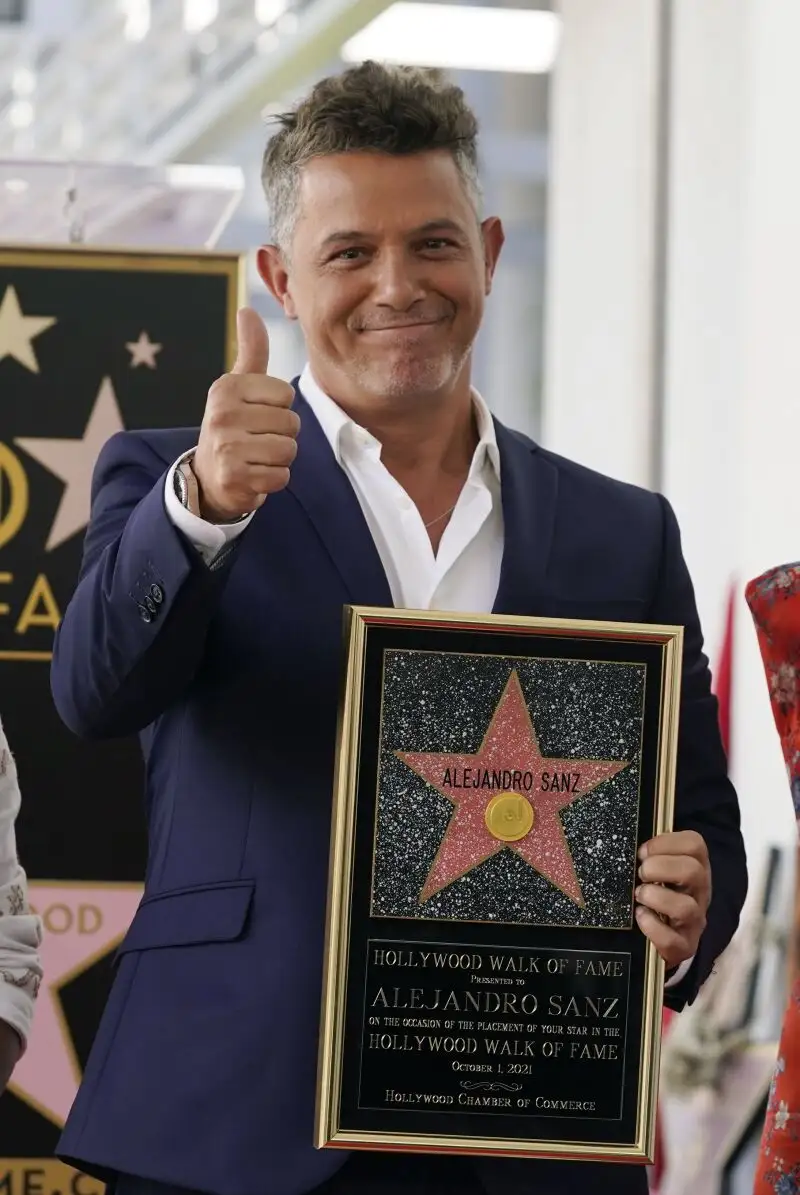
298, 363, 500, 481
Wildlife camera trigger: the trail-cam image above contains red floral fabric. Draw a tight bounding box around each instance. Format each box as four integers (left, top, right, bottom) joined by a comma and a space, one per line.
746, 564, 800, 1194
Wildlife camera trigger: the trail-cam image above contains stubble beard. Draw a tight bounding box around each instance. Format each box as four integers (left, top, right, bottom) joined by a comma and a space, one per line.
351, 340, 473, 404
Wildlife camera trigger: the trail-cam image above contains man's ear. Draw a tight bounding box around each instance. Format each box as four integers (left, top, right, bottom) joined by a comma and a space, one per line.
481, 217, 505, 296
257, 245, 298, 320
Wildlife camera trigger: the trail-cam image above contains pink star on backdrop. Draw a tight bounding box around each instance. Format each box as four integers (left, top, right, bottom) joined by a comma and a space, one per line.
9, 882, 142, 1126
397, 670, 630, 905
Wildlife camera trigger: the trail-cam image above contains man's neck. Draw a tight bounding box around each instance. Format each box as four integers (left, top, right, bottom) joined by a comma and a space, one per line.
366, 394, 477, 476
304, 363, 482, 549
310, 367, 478, 478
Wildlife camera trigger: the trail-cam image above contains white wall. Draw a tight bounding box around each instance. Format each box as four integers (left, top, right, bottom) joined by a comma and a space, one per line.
665, 0, 797, 882
546, 0, 800, 897
733, 0, 800, 864
544, 0, 664, 489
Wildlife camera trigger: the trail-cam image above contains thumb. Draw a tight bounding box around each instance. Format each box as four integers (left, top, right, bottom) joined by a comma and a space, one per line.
232, 307, 270, 375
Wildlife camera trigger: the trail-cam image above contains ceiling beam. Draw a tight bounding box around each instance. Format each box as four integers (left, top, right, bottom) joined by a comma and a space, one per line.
141, 0, 392, 166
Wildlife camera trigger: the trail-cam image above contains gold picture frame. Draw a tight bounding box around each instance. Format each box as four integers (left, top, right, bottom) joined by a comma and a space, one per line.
317, 607, 683, 1163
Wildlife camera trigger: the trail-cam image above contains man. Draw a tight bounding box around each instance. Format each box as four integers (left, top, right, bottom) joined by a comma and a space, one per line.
0, 716, 43, 1090
51, 62, 746, 1195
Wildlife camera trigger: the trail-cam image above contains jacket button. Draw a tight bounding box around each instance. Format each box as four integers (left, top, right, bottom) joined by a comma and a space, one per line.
137, 603, 152, 623
150, 583, 164, 604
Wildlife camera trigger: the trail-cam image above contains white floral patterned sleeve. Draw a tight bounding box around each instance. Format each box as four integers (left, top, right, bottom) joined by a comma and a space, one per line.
0, 716, 42, 1048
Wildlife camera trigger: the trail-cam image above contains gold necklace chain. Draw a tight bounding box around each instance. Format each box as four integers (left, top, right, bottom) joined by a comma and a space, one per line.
424, 503, 457, 530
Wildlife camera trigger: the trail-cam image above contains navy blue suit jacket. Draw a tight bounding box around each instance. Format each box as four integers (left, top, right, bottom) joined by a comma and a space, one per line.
51, 388, 747, 1195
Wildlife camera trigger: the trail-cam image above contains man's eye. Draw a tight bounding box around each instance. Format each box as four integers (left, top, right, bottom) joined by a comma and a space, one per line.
332, 248, 364, 261
422, 238, 455, 251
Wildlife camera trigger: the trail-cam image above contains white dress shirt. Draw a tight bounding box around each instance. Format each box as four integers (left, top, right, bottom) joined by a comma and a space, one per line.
163, 365, 691, 988
0, 717, 43, 1048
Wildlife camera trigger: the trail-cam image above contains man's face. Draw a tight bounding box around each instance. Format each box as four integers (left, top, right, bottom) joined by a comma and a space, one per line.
258, 150, 504, 403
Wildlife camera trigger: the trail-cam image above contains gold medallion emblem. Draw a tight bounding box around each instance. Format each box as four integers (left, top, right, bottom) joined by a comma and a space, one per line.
484, 792, 534, 842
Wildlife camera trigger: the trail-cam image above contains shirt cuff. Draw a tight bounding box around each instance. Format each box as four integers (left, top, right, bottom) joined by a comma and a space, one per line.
664, 955, 694, 988
163, 449, 254, 566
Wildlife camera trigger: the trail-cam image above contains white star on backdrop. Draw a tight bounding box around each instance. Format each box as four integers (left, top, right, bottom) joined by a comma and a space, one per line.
126, 330, 162, 368
15, 376, 126, 550
0, 285, 57, 373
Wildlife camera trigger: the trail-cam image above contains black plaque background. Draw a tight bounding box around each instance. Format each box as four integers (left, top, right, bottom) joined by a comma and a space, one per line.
336, 618, 667, 1149
358, 941, 632, 1120
0, 248, 238, 1160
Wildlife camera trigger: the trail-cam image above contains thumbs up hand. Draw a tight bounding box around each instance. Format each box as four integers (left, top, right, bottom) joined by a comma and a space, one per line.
192, 307, 299, 522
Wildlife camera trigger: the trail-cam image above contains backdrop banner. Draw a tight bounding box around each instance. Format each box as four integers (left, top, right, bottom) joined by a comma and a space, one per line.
0, 244, 243, 1191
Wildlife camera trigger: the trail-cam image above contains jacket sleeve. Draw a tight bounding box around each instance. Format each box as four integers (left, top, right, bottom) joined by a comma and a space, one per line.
50, 431, 237, 740
647, 495, 748, 1011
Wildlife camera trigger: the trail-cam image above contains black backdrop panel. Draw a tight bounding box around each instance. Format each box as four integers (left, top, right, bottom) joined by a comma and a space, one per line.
0, 245, 242, 1184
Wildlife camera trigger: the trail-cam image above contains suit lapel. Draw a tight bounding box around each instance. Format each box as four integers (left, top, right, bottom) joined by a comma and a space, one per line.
492, 421, 558, 615
285, 387, 393, 607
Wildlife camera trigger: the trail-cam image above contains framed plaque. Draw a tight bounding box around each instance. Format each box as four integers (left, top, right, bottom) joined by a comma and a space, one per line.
316, 608, 683, 1162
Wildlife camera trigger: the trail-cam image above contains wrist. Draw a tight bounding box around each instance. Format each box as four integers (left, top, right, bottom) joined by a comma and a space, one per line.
176, 455, 248, 525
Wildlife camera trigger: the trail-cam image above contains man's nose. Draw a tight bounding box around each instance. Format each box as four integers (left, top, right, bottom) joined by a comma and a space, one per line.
371, 249, 426, 309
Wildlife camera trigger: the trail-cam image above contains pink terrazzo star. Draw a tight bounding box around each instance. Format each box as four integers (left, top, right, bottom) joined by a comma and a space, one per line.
397, 670, 630, 906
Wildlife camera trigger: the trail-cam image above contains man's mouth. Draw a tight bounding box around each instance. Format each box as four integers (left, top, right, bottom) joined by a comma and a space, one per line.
360, 319, 443, 333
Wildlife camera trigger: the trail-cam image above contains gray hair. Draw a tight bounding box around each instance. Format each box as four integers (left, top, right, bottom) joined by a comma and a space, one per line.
261, 60, 482, 252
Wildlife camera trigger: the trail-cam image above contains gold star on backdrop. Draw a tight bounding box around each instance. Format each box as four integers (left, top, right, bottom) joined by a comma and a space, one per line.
0, 285, 57, 373
126, 330, 162, 368
15, 376, 126, 550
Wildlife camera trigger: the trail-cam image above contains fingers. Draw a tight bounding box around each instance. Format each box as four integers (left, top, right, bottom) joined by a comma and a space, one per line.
241, 406, 300, 436
205, 398, 300, 438
232, 307, 270, 375
209, 372, 296, 410
638, 853, 708, 892
635, 882, 701, 929
240, 465, 292, 496
635, 832, 710, 969
210, 465, 291, 513
635, 905, 694, 969
215, 432, 297, 472
639, 830, 708, 862
638, 831, 711, 905
243, 433, 298, 470
205, 380, 296, 423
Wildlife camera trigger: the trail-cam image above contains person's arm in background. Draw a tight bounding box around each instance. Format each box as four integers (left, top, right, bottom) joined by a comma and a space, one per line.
0, 717, 42, 1089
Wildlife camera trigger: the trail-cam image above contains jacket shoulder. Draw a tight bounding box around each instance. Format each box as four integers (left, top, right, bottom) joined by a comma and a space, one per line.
509, 428, 664, 521
544, 442, 656, 500
500, 430, 670, 598
100, 427, 201, 470
91, 427, 201, 493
